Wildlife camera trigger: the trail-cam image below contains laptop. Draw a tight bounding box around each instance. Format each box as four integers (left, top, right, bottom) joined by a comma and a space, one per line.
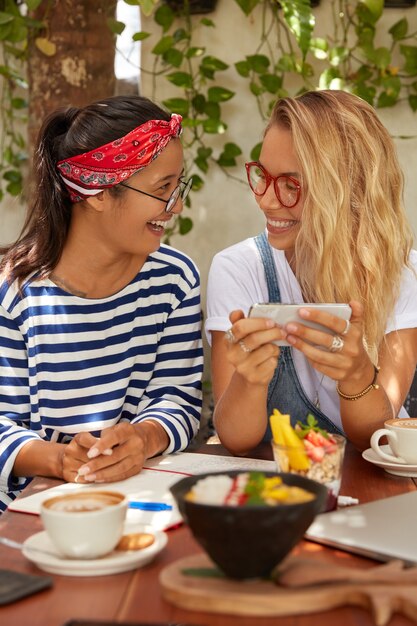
305, 490, 417, 565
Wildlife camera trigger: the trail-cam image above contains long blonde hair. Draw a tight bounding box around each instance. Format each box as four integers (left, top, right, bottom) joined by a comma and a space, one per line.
268, 90, 413, 359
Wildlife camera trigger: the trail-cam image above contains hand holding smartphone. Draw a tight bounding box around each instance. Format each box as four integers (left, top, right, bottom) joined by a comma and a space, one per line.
248, 303, 352, 347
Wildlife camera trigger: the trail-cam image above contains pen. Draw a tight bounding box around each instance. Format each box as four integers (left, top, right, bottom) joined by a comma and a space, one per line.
128, 501, 173, 511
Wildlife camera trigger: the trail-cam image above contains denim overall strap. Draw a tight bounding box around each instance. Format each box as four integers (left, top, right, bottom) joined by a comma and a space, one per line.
254, 233, 344, 437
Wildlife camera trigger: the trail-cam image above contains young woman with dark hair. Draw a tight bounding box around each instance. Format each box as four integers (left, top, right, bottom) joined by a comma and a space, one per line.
0, 95, 203, 512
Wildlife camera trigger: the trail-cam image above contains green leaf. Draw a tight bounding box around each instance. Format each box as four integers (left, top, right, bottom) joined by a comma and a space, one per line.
249, 81, 264, 96
0, 12, 14, 26
11, 97, 26, 109
276, 54, 296, 72
152, 35, 174, 55
204, 101, 221, 119
235, 60, 250, 77
173, 28, 188, 43
389, 18, 408, 41
202, 118, 227, 134
279, 0, 315, 59
329, 46, 349, 68
186, 46, 205, 58
25, 0, 43, 8
222, 142, 242, 158
197, 147, 213, 159
107, 18, 125, 36
162, 48, 184, 67
201, 55, 229, 72
377, 91, 398, 108
360, 0, 383, 21
178, 215, 193, 235
190, 173, 204, 190
200, 17, 215, 27
136, 0, 158, 16
6, 180, 22, 195
353, 83, 376, 105
162, 98, 190, 116
233, 0, 260, 16
259, 73, 282, 94
250, 142, 262, 161
408, 94, 417, 111
155, 4, 175, 31
400, 45, 417, 76
310, 37, 328, 60
166, 71, 193, 88
132, 31, 151, 41
217, 142, 242, 166
207, 86, 234, 103
195, 156, 209, 173
192, 94, 206, 113
247, 54, 270, 73
4, 169, 21, 183
199, 66, 215, 80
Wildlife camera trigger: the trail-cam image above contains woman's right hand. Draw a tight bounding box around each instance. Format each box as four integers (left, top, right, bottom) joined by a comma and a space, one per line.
224, 309, 283, 387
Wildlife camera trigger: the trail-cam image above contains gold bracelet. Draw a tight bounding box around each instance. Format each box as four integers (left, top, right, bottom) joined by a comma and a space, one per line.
336, 365, 380, 401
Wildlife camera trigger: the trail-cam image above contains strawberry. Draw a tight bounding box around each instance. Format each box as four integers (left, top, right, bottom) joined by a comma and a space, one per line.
305, 430, 329, 448
303, 439, 325, 462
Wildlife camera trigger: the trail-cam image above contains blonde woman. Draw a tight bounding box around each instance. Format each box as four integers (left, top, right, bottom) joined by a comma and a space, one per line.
206, 90, 417, 453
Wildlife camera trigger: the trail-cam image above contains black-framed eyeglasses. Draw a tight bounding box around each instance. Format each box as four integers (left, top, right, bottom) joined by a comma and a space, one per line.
245, 161, 301, 209
119, 177, 193, 213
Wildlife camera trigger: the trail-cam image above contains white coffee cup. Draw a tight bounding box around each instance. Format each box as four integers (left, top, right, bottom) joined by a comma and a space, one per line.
370, 418, 417, 465
40, 490, 127, 559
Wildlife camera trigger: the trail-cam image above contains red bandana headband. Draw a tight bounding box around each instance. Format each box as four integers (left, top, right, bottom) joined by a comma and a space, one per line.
57, 113, 182, 202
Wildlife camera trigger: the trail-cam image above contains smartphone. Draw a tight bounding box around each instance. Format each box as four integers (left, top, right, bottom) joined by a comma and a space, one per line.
248, 303, 352, 347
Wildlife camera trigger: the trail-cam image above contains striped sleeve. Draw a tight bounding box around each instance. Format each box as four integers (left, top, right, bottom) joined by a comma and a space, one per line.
132, 247, 203, 452
0, 299, 40, 509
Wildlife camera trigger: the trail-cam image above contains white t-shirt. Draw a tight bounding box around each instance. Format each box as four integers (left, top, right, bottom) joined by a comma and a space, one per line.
205, 235, 417, 430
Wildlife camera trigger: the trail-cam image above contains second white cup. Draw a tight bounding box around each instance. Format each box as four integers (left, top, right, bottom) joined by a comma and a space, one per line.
370, 418, 417, 465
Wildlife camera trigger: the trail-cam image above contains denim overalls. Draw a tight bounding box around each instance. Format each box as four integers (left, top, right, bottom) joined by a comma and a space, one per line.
255, 233, 344, 441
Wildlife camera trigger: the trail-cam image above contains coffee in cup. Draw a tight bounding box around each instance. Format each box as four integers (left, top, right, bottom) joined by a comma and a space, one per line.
40, 490, 127, 559
370, 418, 417, 465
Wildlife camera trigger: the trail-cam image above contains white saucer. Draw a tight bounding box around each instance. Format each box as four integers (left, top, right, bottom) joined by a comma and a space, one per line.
362, 445, 417, 477
22, 522, 167, 577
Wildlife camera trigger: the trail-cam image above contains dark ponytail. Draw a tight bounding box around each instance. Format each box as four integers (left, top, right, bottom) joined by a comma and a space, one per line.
0, 95, 171, 285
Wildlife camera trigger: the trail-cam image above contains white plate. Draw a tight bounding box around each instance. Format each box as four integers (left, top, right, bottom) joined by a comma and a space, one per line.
22, 522, 167, 577
362, 445, 417, 477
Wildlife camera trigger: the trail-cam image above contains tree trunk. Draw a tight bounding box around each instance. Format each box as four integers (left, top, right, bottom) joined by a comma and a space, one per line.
27, 0, 117, 151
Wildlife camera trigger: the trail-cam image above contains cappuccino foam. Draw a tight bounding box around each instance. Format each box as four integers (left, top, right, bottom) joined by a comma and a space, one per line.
385, 418, 417, 429
45, 491, 122, 513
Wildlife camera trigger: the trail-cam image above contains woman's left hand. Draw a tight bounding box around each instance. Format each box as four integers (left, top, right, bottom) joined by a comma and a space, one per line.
73, 422, 152, 484
284, 300, 374, 383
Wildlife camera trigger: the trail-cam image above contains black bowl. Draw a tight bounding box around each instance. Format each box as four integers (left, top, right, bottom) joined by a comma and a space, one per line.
170, 470, 327, 580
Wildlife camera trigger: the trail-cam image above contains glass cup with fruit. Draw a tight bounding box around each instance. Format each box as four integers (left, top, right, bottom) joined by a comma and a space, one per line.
270, 410, 346, 512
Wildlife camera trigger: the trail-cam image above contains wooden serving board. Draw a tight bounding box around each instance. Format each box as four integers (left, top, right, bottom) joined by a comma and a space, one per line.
159, 553, 417, 625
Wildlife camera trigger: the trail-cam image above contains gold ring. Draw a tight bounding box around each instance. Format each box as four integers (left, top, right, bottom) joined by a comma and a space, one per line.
330, 335, 344, 352
239, 340, 252, 353
341, 319, 350, 336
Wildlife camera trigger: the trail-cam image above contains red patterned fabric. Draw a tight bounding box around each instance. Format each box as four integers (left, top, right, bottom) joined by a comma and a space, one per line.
57, 114, 182, 202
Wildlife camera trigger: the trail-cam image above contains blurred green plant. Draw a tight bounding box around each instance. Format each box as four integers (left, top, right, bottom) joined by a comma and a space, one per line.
0, 0, 44, 201
1, 0, 417, 231
115, 0, 417, 239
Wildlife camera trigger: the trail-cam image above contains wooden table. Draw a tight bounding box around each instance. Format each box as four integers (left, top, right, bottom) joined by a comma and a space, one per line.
1, 442, 416, 626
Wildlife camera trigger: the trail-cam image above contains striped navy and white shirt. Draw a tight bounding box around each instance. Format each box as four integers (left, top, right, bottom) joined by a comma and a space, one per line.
0, 245, 203, 512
